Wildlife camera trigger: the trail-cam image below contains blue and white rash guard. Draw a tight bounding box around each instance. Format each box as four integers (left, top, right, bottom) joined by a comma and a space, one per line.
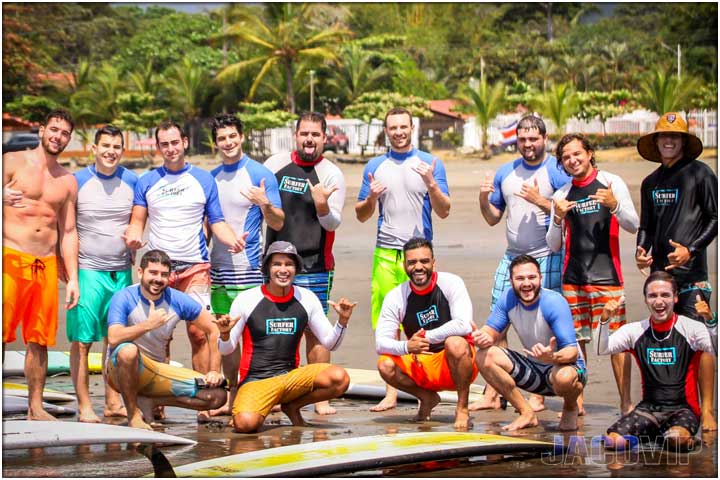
133, 164, 225, 263
358, 148, 449, 249
486, 287, 585, 370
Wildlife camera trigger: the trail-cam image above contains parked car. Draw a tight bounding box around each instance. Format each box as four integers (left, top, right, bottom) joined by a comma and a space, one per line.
2, 133, 39, 153
324, 125, 349, 154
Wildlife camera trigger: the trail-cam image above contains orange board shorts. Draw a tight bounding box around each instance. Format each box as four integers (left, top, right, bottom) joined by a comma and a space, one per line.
563, 284, 626, 342
169, 262, 211, 313
379, 341, 479, 392
3, 247, 59, 346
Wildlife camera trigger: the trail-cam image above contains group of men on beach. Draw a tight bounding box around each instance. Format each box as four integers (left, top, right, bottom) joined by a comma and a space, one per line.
2, 106, 717, 450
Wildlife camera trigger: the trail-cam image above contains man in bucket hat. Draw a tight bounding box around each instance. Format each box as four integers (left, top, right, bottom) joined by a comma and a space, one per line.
213, 241, 358, 433
635, 111, 718, 431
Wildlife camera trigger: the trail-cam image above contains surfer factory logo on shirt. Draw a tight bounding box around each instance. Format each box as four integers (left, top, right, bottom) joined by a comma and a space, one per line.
651, 188, 679, 206
416, 305, 440, 327
156, 184, 191, 200
266, 318, 297, 335
574, 197, 601, 215
279, 176, 309, 195
646, 347, 677, 365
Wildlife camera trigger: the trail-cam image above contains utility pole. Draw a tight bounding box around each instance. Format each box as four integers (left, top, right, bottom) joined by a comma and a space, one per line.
676, 43, 681, 78
309, 70, 315, 111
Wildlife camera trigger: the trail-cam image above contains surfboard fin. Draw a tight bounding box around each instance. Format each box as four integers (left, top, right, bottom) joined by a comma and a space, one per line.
135, 444, 176, 478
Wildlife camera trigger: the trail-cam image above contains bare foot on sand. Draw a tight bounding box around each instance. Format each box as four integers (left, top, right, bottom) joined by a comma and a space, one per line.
702, 412, 718, 431
620, 402, 635, 416
207, 404, 230, 417
128, 416, 154, 431
281, 404, 307, 426
469, 394, 503, 411
197, 411, 212, 423
28, 408, 58, 421
414, 392, 440, 422
370, 395, 397, 412
529, 394, 546, 413
502, 412, 538, 432
558, 408, 579, 431
557, 407, 586, 418
78, 408, 102, 423
314, 401, 336, 415
104, 405, 127, 418
454, 407, 473, 430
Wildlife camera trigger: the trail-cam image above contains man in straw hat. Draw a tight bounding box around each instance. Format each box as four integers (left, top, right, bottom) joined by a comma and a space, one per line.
635, 111, 718, 431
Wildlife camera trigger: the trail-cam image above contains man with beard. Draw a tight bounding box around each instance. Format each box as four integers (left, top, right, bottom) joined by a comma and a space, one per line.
473, 114, 570, 412
3, 109, 80, 421
356, 107, 450, 412
68, 125, 137, 423
375, 238, 477, 429
472, 255, 586, 431
207, 113, 284, 417
599, 272, 715, 451
635, 112, 718, 431
264, 112, 346, 415
547, 133, 639, 416
214, 241, 357, 433
106, 250, 226, 431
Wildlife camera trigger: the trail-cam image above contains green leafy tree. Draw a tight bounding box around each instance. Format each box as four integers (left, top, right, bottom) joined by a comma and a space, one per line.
326, 43, 392, 106
343, 91, 431, 123
217, 4, 350, 113
577, 90, 637, 135
4, 95, 61, 123
638, 68, 702, 114
113, 92, 165, 160
458, 79, 507, 150
532, 82, 579, 133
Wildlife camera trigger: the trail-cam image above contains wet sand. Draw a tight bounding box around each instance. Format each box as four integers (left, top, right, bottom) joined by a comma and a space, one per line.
3, 154, 718, 477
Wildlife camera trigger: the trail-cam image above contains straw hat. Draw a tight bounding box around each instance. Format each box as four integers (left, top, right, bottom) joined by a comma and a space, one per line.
636, 112, 703, 163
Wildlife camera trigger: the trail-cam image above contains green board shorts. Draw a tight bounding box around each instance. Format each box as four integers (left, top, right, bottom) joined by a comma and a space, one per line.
371, 247, 409, 329
211, 284, 261, 315
66, 268, 132, 343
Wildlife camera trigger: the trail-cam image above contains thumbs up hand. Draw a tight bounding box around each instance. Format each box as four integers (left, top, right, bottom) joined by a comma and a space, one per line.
694, 293, 713, 322
367, 172, 387, 200
146, 299, 170, 330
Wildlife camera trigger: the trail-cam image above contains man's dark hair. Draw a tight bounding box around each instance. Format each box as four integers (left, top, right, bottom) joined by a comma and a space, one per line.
140, 249, 172, 271
643, 271, 678, 296
296, 111, 326, 133
516, 115, 547, 137
384, 107, 412, 127
555, 133, 596, 174
43, 108, 75, 132
403, 237, 434, 256
509, 254, 541, 278
210, 113, 243, 143
154, 120, 187, 144
94, 124, 124, 148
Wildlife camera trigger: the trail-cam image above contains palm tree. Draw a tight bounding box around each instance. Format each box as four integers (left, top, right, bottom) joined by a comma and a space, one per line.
70, 62, 123, 124
460, 78, 506, 151
638, 68, 700, 114
533, 82, 579, 134
534, 56, 558, 93
326, 43, 392, 106
601, 42, 628, 90
165, 57, 212, 149
217, 4, 350, 113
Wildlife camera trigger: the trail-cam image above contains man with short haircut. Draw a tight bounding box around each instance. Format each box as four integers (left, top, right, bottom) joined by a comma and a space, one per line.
214, 241, 357, 433
375, 238, 476, 429
68, 124, 137, 422
472, 255, 586, 431
473, 114, 570, 412
124, 121, 246, 380
264, 112, 347, 415
107, 250, 226, 431
3, 109, 80, 421
635, 112, 718, 431
599, 271, 715, 451
547, 133, 639, 416
356, 106, 451, 412
208, 113, 284, 416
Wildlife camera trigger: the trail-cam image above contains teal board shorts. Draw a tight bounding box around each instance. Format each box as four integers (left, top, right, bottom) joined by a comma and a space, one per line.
66, 268, 132, 343
371, 247, 409, 329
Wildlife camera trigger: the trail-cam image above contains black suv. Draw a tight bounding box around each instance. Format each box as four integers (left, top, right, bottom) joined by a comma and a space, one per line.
2, 133, 39, 153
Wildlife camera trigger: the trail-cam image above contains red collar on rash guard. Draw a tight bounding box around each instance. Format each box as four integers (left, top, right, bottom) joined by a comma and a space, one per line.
261, 285, 294, 303
410, 272, 438, 296
572, 168, 598, 188
291, 150, 323, 167
651, 313, 678, 332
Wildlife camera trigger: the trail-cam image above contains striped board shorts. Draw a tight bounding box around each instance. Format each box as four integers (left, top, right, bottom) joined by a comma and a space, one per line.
210, 267, 264, 315
293, 271, 334, 314
490, 251, 564, 310
502, 347, 587, 397
563, 284, 625, 343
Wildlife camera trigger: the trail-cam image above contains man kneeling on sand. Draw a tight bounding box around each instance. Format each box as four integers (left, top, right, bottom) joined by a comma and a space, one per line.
374, 237, 477, 429
472, 254, 586, 431
106, 250, 226, 430
214, 241, 357, 433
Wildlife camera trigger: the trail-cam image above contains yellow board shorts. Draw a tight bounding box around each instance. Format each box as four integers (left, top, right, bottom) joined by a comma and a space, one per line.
379, 341, 478, 392
107, 343, 202, 398
2, 247, 59, 346
232, 363, 333, 417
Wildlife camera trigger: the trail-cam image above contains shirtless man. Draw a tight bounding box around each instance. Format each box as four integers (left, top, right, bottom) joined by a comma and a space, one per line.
2, 109, 79, 421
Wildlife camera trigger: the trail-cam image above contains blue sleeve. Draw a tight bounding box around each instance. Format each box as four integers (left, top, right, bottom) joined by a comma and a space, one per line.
74, 167, 93, 190
133, 173, 151, 208
119, 167, 139, 190
489, 161, 514, 211
546, 155, 571, 191
168, 289, 203, 321
248, 161, 282, 208
195, 170, 225, 224
357, 156, 385, 201
431, 157, 450, 196
485, 289, 512, 333
107, 289, 133, 327
539, 291, 577, 349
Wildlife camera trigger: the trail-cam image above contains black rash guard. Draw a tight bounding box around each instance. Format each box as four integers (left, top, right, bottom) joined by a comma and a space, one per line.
637, 157, 718, 285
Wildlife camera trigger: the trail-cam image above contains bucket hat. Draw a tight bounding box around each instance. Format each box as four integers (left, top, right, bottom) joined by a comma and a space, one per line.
262, 241, 303, 275
636, 112, 703, 163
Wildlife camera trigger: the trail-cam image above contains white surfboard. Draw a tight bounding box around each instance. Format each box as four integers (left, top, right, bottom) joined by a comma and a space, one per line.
2, 420, 197, 450
344, 368, 486, 403
2, 395, 77, 416
170, 431, 552, 477
3, 382, 76, 402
